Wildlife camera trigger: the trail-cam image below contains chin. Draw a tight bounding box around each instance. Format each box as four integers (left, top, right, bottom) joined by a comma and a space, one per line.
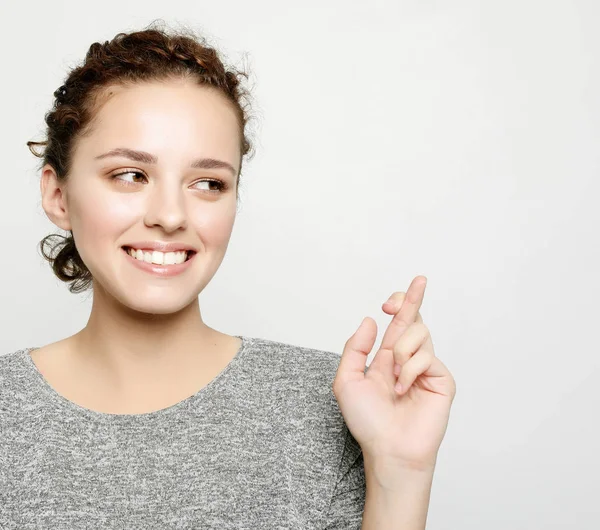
108, 287, 200, 317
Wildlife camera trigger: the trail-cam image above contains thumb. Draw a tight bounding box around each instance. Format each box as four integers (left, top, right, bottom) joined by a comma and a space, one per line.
335, 317, 378, 387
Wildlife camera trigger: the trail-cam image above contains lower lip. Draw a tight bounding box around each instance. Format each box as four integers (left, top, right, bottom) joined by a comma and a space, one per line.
122, 247, 196, 277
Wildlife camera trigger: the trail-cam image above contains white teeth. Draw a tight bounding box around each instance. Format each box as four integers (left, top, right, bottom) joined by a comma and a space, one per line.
127, 248, 188, 265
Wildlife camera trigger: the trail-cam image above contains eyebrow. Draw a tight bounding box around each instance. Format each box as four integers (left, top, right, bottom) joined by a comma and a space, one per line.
94, 148, 237, 176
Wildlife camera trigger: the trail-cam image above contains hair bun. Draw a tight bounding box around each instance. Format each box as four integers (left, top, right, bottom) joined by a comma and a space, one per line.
53, 84, 68, 103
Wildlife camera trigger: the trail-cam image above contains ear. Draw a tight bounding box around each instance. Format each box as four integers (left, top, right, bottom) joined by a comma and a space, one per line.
40, 165, 72, 231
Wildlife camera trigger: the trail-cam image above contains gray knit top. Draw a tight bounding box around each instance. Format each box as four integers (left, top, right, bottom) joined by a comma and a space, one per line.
0, 335, 365, 529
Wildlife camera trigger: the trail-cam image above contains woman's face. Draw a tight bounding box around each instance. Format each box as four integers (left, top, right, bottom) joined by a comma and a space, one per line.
42, 79, 241, 314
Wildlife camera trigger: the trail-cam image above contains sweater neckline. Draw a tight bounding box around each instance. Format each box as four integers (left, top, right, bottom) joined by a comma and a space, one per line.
19, 335, 250, 424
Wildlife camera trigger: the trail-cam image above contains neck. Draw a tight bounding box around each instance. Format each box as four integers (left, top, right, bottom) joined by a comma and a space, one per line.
70, 281, 222, 390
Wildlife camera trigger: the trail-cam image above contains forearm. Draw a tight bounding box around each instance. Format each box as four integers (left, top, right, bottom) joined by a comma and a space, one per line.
361, 461, 435, 530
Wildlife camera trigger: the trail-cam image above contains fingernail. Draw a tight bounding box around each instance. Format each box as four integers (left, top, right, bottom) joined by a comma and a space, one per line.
394, 382, 403, 394
394, 363, 401, 376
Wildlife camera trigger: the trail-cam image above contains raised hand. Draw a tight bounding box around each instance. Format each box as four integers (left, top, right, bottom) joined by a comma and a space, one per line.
332, 276, 456, 474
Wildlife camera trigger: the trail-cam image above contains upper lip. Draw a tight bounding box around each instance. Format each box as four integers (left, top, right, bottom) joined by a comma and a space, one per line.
123, 241, 198, 253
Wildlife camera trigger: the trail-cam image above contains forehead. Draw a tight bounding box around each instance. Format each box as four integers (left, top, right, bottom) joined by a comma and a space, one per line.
76, 80, 241, 164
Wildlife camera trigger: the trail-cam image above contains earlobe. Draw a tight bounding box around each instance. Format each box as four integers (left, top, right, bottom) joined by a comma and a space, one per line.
40, 165, 72, 231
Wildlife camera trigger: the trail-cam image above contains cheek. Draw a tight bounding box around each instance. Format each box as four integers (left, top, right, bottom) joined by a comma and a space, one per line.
70, 194, 137, 248
191, 206, 236, 245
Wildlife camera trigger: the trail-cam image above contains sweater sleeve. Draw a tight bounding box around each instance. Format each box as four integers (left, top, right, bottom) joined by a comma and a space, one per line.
321, 425, 366, 529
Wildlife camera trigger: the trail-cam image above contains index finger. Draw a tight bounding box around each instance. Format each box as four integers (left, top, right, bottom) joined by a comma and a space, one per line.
379, 275, 427, 352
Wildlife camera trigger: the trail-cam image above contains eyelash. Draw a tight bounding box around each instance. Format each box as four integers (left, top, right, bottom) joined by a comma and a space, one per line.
109, 170, 228, 194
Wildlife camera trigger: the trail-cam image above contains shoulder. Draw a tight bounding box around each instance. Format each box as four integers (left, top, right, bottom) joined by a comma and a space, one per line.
243, 337, 365, 522
242, 335, 342, 383
0, 346, 34, 377
243, 335, 341, 363
240, 335, 346, 427
0, 347, 38, 418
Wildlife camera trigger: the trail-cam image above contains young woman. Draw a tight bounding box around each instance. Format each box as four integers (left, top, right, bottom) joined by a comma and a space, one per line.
0, 22, 456, 529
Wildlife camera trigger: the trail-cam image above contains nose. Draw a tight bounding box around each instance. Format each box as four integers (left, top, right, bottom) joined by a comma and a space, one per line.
143, 182, 188, 233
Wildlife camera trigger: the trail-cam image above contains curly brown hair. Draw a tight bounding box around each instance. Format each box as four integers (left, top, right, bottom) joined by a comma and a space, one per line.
27, 20, 256, 294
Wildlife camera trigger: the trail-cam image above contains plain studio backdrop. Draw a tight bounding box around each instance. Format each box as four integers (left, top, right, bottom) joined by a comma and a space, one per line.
1, 1, 598, 528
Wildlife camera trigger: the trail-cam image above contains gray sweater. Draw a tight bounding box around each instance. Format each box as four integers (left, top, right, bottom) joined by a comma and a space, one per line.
0, 335, 366, 529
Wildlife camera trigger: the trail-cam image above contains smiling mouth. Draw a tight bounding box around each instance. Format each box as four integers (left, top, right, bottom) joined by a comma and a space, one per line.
122, 246, 196, 263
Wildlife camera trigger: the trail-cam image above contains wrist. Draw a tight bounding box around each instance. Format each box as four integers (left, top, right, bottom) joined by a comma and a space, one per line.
363, 453, 436, 491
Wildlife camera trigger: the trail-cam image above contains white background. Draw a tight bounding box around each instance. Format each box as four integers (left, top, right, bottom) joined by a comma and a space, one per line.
1, 1, 598, 528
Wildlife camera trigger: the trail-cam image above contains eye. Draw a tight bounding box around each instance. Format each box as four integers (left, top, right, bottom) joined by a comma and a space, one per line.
109, 171, 228, 194
110, 170, 147, 186
193, 179, 228, 194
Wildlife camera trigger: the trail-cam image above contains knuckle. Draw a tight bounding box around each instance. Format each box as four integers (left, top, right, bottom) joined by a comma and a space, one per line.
423, 350, 436, 365
392, 317, 411, 331
410, 321, 427, 337
394, 343, 412, 364
390, 291, 406, 303
400, 365, 414, 383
